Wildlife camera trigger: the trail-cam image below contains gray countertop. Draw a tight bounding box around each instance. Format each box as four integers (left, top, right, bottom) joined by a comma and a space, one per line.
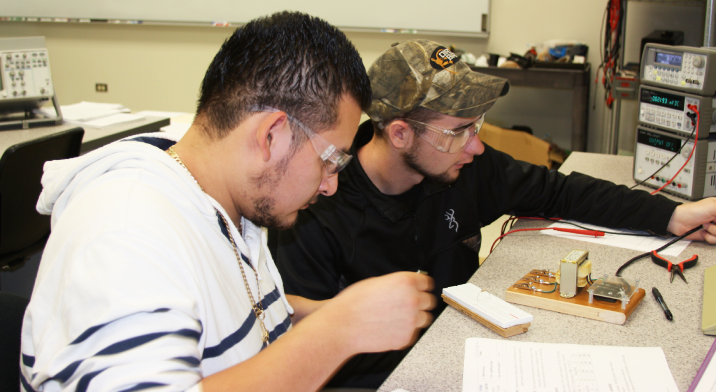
378, 152, 714, 392
0, 116, 170, 155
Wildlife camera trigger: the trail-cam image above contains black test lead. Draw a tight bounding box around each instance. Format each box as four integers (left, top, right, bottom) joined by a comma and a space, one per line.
652, 287, 673, 321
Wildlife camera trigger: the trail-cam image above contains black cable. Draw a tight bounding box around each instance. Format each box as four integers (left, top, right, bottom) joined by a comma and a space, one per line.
615, 226, 701, 276
500, 216, 514, 236
594, 4, 609, 110
539, 217, 652, 237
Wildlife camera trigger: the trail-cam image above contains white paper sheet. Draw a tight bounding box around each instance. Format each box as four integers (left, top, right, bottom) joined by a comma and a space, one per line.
463, 338, 678, 392
541, 220, 690, 257
134, 110, 189, 119
67, 113, 145, 128
691, 340, 716, 392
693, 355, 716, 392
60, 101, 129, 121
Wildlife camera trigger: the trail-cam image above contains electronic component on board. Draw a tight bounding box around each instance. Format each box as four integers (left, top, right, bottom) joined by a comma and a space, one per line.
559, 250, 589, 298
587, 275, 640, 309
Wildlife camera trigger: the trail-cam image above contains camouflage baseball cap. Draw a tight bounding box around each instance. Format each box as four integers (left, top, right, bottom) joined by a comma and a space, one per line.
366, 40, 510, 123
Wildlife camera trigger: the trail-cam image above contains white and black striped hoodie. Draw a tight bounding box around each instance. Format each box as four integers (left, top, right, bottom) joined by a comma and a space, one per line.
21, 133, 293, 392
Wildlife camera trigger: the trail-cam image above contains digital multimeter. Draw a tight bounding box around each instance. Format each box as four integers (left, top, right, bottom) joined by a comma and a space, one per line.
638, 85, 715, 138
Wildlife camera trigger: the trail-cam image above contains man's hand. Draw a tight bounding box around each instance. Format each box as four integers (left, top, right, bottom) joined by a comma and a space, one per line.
317, 272, 436, 354
667, 197, 716, 243
203, 273, 434, 392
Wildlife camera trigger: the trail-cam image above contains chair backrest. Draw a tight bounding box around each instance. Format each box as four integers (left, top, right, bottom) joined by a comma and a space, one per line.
0, 127, 84, 255
0, 291, 30, 392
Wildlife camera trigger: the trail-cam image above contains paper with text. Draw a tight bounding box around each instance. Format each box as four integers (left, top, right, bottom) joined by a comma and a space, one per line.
463, 338, 678, 392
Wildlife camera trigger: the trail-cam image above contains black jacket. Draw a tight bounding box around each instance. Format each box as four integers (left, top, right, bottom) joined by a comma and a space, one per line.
273, 121, 679, 316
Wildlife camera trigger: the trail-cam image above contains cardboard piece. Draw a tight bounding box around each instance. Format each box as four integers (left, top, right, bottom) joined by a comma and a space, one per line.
480, 123, 563, 169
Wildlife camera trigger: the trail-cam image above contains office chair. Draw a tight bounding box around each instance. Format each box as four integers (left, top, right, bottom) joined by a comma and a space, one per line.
0, 291, 30, 392
0, 127, 84, 272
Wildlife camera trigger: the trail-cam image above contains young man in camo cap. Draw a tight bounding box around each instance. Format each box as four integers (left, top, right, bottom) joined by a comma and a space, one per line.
273, 39, 716, 388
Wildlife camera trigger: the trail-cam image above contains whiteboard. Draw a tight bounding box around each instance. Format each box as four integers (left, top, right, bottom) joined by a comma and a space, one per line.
2, 0, 490, 36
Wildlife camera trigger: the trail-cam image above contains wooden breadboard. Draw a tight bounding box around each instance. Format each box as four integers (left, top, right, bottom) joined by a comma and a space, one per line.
442, 294, 530, 337
505, 273, 645, 325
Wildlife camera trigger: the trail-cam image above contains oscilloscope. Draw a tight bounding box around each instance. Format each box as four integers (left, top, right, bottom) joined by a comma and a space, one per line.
0, 36, 62, 130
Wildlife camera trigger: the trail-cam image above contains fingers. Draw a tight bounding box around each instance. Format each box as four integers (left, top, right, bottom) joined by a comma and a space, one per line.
413, 273, 435, 292
321, 272, 438, 354
701, 226, 716, 244
669, 199, 716, 239
415, 309, 434, 329
417, 291, 437, 312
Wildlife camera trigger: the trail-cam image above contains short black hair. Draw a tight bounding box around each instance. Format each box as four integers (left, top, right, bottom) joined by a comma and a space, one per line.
196, 11, 371, 139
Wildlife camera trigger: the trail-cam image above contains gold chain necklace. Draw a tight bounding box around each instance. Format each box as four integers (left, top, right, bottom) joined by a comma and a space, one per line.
166, 146, 270, 344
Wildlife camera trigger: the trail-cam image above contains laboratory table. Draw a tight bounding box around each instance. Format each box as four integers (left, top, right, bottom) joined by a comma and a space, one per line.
0, 116, 170, 155
378, 152, 714, 392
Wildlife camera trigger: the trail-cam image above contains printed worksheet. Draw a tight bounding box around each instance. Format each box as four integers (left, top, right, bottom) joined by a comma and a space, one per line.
463, 338, 678, 392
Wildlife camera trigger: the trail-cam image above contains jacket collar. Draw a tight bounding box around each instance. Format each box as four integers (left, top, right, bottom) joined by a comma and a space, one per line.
345, 120, 449, 223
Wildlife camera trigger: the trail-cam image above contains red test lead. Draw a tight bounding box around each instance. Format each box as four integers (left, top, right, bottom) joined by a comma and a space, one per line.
490, 227, 606, 254
552, 228, 605, 237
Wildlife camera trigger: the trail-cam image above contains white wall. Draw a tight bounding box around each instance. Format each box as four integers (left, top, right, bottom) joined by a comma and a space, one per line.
0, 0, 706, 153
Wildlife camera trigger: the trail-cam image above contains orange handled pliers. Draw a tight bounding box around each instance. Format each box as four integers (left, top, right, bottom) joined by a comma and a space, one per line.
650, 251, 698, 283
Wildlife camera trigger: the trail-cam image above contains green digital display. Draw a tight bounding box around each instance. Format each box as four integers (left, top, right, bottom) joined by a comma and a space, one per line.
641, 88, 685, 111
637, 129, 681, 153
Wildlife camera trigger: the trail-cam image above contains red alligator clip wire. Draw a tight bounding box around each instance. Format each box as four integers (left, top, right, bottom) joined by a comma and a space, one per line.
552, 228, 605, 237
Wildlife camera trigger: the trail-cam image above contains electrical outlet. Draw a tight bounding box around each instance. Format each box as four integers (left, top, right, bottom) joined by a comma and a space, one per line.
96, 83, 108, 93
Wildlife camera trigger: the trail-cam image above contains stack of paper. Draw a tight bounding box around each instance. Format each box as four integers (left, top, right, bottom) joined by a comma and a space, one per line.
443, 283, 532, 328
37, 102, 145, 129
62, 102, 129, 121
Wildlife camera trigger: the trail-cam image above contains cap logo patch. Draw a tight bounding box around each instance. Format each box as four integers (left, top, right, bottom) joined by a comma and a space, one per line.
430, 47, 459, 73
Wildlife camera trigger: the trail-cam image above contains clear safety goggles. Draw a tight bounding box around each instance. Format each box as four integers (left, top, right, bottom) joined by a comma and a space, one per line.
405, 115, 485, 153
252, 107, 352, 176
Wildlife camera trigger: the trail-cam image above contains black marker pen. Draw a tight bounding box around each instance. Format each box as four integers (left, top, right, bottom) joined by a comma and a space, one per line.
652, 287, 673, 321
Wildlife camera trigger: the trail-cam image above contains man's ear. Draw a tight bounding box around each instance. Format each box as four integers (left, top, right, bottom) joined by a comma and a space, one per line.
386, 120, 413, 150
256, 111, 289, 162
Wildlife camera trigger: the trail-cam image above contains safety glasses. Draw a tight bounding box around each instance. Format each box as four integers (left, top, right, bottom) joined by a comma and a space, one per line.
405, 115, 484, 153
252, 107, 352, 176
